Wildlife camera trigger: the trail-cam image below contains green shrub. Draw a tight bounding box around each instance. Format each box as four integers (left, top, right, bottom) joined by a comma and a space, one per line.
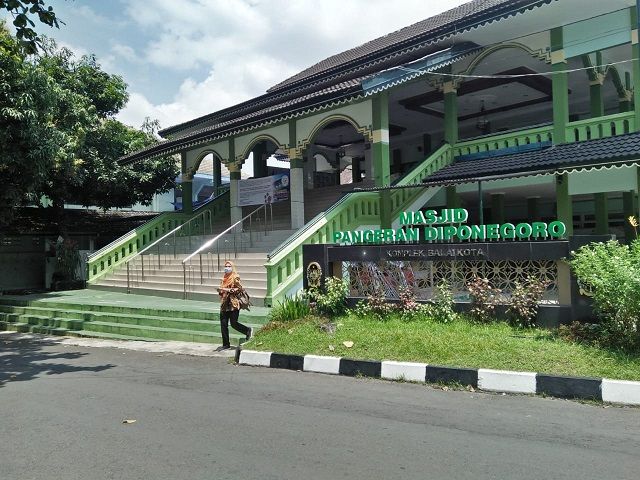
506, 276, 549, 328
305, 276, 349, 317
270, 295, 310, 323
467, 276, 501, 322
353, 285, 393, 320
569, 239, 640, 349
427, 281, 458, 324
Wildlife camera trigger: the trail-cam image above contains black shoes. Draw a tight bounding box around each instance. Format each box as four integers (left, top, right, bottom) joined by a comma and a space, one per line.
246, 328, 253, 341
216, 345, 231, 352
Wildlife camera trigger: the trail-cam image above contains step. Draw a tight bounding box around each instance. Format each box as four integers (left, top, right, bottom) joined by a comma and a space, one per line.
107, 272, 268, 285
0, 306, 268, 332
94, 279, 267, 298
88, 283, 267, 304
0, 295, 271, 321
81, 321, 248, 344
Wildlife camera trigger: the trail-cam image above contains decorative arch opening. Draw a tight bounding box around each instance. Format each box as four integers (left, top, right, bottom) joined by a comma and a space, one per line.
455, 40, 554, 141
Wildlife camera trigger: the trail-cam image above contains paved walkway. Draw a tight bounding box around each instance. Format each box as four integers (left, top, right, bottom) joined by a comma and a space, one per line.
0, 289, 271, 316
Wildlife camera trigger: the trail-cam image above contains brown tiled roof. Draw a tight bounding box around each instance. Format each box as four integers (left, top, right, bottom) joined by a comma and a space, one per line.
268, 0, 526, 93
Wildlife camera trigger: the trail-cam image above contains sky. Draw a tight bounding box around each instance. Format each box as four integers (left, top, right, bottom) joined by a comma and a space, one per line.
4, 0, 469, 132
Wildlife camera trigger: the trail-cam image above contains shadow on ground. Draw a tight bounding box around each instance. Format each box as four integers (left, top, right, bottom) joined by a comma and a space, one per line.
0, 334, 115, 388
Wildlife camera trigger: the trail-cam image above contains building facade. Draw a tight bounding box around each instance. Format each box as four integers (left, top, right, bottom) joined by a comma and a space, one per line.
88, 0, 640, 308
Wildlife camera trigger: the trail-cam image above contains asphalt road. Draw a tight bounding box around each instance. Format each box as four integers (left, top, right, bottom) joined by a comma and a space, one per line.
1, 333, 639, 480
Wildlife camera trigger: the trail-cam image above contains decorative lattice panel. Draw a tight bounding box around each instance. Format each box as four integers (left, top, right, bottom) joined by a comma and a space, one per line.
343, 260, 558, 302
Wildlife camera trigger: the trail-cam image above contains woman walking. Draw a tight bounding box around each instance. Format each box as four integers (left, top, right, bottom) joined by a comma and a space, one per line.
217, 260, 252, 351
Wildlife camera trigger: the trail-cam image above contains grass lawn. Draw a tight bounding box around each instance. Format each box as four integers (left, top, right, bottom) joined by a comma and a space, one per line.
247, 314, 640, 381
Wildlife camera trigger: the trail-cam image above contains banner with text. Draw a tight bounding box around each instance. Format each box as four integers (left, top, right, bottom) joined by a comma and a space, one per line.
238, 173, 290, 207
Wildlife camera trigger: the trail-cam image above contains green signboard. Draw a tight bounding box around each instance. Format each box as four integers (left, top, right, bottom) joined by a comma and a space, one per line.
333, 208, 567, 244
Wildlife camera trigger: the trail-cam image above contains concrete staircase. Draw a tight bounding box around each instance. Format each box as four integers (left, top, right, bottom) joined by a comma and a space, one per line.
89, 229, 296, 304
304, 181, 374, 221
88, 182, 367, 305
0, 292, 270, 344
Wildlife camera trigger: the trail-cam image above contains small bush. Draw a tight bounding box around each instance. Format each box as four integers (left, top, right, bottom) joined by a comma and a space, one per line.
467, 277, 501, 322
569, 239, 640, 349
353, 285, 394, 320
506, 276, 549, 328
427, 281, 458, 324
305, 276, 349, 317
270, 295, 310, 323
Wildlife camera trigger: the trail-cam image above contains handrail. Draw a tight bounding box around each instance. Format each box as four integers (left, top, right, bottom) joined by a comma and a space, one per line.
183, 204, 266, 264
181, 203, 272, 299
87, 214, 160, 261
267, 192, 360, 261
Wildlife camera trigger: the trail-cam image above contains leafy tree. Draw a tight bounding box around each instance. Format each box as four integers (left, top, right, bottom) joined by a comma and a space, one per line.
0, 0, 59, 53
0, 22, 58, 222
0, 26, 178, 228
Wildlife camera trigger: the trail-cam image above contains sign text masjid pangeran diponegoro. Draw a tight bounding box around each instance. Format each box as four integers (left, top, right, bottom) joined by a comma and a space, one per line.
332, 209, 567, 244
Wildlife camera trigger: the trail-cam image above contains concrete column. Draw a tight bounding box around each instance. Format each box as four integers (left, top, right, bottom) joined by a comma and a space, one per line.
620, 72, 632, 112
352, 157, 362, 183
446, 186, 461, 209
594, 192, 609, 235
551, 27, 568, 144
252, 143, 267, 178
631, 6, 640, 129
527, 197, 540, 221
490, 193, 505, 224
213, 157, 222, 188
182, 179, 193, 214
443, 81, 458, 145
229, 165, 242, 229
180, 152, 193, 214
590, 52, 605, 118
556, 173, 573, 236
372, 91, 392, 228
290, 158, 305, 229
364, 147, 373, 181
623, 190, 636, 242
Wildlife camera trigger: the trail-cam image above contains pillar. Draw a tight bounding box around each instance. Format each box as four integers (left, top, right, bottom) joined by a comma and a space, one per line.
290, 158, 305, 229
229, 164, 242, 228
213, 157, 222, 195
620, 72, 632, 113
551, 27, 569, 144
556, 173, 573, 236
180, 152, 193, 214
372, 91, 392, 228
490, 193, 505, 224
527, 197, 540, 221
252, 143, 267, 178
443, 81, 458, 145
594, 192, 608, 235
632, 6, 640, 129
623, 190, 636, 242
352, 157, 362, 183
590, 52, 605, 118
446, 186, 461, 209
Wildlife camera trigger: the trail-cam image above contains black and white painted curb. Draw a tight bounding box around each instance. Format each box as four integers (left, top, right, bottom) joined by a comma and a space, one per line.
238, 350, 640, 406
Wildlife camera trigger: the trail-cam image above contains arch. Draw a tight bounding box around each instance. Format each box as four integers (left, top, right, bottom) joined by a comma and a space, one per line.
188, 149, 225, 178
238, 134, 285, 163
296, 114, 372, 158
459, 42, 551, 80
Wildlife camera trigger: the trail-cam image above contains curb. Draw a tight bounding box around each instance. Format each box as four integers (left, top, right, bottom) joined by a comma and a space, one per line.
238, 350, 640, 406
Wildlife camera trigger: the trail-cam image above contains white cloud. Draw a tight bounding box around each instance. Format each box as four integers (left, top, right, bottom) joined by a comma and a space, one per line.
117, 0, 469, 130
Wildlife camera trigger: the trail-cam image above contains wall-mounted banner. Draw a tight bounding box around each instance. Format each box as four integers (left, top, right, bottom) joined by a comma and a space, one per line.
238, 173, 289, 207
333, 208, 567, 244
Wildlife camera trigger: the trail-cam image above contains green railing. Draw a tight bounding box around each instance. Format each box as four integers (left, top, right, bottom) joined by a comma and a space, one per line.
263, 145, 453, 307
565, 111, 635, 142
87, 189, 230, 283
390, 144, 453, 214
453, 124, 554, 158
452, 111, 636, 158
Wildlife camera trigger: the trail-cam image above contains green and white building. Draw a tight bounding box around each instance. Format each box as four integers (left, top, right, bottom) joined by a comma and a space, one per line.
87, 0, 640, 308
